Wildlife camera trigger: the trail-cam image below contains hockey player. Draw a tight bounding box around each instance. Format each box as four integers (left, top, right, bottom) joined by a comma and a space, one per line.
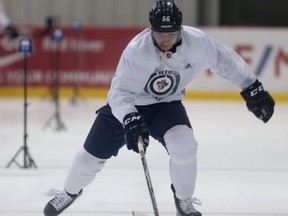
0, 0, 18, 38
43, 0, 275, 216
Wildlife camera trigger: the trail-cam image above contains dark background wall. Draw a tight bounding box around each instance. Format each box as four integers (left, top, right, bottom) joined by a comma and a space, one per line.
2, 0, 288, 27
219, 0, 288, 26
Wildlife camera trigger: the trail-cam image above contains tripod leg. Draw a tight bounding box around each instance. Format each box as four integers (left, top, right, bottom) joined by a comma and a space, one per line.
42, 112, 56, 130
6, 147, 23, 168
55, 112, 66, 131
69, 85, 88, 105
24, 147, 37, 169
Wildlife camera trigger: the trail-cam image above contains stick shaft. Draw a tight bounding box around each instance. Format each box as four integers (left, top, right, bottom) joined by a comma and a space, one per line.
138, 137, 159, 216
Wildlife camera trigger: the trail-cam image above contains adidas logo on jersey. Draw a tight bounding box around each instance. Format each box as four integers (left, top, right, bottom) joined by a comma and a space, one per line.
184, 63, 192, 69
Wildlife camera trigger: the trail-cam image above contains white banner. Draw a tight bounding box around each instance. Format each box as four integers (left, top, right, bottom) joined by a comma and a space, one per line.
187, 28, 288, 93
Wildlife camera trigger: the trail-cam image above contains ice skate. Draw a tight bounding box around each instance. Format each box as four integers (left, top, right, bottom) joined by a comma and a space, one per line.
171, 184, 202, 216
43, 189, 82, 216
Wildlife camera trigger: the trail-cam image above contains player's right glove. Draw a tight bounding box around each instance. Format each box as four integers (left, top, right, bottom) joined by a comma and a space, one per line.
240, 79, 275, 123
123, 112, 149, 153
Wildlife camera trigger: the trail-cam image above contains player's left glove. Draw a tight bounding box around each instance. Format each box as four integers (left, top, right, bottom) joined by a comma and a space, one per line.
123, 112, 149, 153
240, 79, 275, 123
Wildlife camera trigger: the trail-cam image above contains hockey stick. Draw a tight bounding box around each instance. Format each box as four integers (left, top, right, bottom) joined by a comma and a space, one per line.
132, 137, 160, 216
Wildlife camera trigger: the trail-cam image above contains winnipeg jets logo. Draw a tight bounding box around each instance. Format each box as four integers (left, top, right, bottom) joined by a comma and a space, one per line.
144, 70, 180, 101
156, 77, 169, 92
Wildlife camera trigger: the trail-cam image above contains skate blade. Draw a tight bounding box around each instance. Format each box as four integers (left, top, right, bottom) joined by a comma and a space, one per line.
132, 211, 148, 216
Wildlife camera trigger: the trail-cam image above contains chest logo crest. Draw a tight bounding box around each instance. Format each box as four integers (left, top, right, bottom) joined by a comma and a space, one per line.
144, 70, 180, 101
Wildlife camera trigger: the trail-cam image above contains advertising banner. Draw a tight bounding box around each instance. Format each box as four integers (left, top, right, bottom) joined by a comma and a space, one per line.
189, 27, 288, 94
0, 26, 142, 87
0, 26, 287, 99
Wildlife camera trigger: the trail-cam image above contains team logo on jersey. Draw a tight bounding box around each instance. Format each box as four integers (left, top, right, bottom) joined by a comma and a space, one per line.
144, 70, 180, 101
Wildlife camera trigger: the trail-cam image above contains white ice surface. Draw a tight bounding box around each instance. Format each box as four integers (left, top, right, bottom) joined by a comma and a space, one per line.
0, 98, 287, 216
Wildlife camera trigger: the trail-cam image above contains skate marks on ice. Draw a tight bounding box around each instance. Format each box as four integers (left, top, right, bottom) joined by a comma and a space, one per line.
0, 99, 288, 216
132, 210, 288, 216
1, 210, 287, 216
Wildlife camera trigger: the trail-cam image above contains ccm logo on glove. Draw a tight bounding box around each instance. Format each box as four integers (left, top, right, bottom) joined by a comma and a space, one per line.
123, 115, 141, 125
241, 79, 275, 123
250, 85, 264, 97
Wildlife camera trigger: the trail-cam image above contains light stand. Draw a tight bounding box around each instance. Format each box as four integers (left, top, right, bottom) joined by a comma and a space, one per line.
42, 29, 66, 131
6, 38, 37, 169
69, 20, 87, 105
40, 16, 57, 100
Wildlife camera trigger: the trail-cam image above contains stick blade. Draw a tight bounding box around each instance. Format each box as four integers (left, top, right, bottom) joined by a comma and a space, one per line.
132, 211, 148, 216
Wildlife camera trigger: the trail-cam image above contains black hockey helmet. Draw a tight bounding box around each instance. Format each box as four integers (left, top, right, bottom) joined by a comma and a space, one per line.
149, 0, 182, 32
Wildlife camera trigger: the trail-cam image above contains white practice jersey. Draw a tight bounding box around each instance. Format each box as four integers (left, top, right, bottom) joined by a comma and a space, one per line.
108, 25, 256, 123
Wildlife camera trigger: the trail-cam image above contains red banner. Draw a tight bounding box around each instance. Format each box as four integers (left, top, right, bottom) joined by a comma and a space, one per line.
0, 26, 143, 87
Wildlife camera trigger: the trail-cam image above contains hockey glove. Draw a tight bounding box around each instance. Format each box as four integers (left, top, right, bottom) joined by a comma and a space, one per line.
123, 112, 149, 153
240, 79, 275, 123
4, 25, 19, 39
